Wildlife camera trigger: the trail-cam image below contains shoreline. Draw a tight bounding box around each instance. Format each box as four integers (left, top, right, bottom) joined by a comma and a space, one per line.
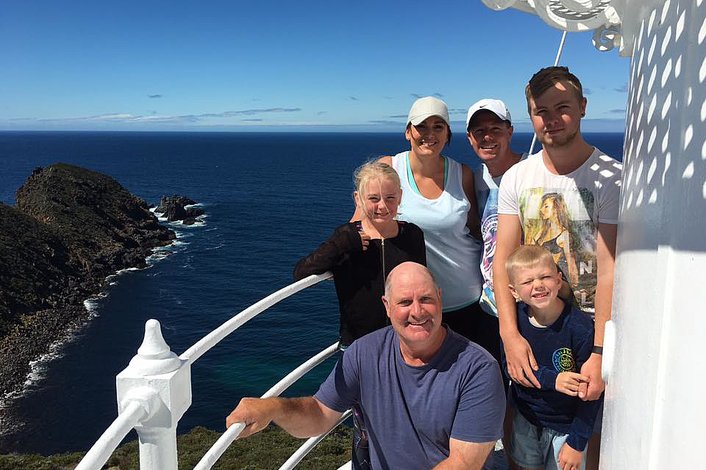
0, 165, 199, 452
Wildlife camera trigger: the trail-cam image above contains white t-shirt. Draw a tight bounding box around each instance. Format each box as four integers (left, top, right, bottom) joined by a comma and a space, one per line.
498, 148, 622, 313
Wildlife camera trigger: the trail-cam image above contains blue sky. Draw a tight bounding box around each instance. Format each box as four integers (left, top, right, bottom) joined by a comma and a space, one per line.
0, 1, 630, 133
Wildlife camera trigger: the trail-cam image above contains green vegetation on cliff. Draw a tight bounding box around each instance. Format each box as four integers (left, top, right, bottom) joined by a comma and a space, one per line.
0, 425, 352, 470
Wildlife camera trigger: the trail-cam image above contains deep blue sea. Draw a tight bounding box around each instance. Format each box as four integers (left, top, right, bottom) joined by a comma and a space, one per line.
0, 131, 624, 455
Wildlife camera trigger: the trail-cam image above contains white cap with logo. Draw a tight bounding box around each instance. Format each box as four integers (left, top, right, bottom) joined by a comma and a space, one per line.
466, 99, 512, 130
407, 96, 450, 126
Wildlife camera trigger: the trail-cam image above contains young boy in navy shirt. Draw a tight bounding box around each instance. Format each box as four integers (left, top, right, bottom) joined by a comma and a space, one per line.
504, 245, 602, 470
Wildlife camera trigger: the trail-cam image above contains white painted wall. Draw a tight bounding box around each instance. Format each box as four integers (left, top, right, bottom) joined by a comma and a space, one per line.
603, 0, 706, 468
483, 0, 706, 467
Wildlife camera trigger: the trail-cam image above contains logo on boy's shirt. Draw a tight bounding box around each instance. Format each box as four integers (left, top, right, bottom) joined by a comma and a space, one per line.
552, 347, 576, 372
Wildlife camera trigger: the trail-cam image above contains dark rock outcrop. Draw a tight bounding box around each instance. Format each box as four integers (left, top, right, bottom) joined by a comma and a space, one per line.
0, 163, 179, 398
154, 195, 205, 225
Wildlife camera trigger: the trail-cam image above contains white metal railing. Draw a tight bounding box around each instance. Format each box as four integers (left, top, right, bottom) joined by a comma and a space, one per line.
181, 272, 334, 364
75, 401, 148, 470
75, 271, 339, 470
194, 341, 342, 470
279, 410, 352, 470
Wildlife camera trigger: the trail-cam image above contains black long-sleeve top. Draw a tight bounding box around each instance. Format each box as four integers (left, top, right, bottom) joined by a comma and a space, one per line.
294, 221, 426, 346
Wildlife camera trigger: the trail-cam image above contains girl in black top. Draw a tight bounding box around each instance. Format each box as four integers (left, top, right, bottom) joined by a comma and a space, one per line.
294, 161, 426, 347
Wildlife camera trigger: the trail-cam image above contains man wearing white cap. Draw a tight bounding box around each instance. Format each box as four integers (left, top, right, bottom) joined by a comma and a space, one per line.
465, 98, 525, 363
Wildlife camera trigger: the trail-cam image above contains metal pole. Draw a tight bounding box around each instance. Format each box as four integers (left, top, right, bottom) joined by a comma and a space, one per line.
528, 30, 569, 155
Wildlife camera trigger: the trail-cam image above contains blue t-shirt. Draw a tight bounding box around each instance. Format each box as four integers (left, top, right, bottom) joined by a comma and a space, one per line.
507, 301, 603, 451
315, 326, 505, 469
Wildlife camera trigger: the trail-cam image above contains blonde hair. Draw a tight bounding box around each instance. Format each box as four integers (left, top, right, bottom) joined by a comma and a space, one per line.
505, 245, 558, 284
353, 160, 401, 197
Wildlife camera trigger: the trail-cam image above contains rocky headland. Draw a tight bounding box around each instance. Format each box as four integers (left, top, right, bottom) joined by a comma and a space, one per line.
0, 163, 197, 400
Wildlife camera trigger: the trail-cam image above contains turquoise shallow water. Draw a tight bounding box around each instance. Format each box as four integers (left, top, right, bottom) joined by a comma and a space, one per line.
0, 131, 623, 454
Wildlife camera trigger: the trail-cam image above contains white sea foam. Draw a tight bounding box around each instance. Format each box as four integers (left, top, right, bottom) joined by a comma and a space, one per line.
1, 315, 89, 410
84, 294, 107, 318
204, 242, 225, 251
146, 250, 171, 264
116, 266, 140, 275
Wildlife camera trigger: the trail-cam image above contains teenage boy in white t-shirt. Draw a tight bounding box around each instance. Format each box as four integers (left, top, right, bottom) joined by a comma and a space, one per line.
493, 66, 622, 470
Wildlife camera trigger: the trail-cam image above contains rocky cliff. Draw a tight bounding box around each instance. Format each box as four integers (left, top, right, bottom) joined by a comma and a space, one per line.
0, 163, 176, 398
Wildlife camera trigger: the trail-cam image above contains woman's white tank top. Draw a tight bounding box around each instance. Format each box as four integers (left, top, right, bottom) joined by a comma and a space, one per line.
392, 152, 482, 311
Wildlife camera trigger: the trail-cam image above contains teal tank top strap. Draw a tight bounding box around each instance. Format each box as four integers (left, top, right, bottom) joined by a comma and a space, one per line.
404, 151, 448, 195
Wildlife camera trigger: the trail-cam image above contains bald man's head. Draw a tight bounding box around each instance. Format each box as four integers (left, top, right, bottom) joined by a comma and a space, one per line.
382, 262, 445, 362
384, 262, 439, 298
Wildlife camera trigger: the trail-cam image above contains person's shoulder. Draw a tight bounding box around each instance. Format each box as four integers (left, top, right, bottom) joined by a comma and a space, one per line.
590, 146, 621, 163
564, 304, 595, 332
587, 147, 622, 174
502, 153, 537, 179
333, 222, 359, 236
582, 148, 622, 194
447, 328, 498, 366
348, 326, 395, 353
472, 162, 485, 178
398, 220, 424, 235
514, 151, 542, 167
377, 155, 394, 166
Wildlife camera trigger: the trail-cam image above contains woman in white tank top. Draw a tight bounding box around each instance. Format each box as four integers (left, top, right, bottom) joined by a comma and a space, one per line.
354, 97, 487, 345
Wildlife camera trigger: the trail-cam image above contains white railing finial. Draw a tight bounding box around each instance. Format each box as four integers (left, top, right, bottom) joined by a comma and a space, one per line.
129, 319, 182, 375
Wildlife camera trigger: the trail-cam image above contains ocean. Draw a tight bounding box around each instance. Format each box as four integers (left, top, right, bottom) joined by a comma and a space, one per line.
0, 131, 624, 455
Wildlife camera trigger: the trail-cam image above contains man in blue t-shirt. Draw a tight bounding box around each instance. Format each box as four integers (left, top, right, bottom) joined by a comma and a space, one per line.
226, 262, 505, 469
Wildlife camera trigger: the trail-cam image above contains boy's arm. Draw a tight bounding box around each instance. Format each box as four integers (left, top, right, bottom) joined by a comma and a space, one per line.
494, 213, 540, 388
567, 315, 603, 451
566, 390, 603, 452
579, 222, 617, 400
558, 441, 584, 470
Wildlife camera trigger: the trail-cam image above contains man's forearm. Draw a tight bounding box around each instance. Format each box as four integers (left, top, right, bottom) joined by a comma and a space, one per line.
594, 223, 617, 346
271, 397, 340, 438
228, 396, 341, 440
493, 214, 522, 339
432, 441, 494, 470
494, 260, 520, 340
593, 272, 613, 346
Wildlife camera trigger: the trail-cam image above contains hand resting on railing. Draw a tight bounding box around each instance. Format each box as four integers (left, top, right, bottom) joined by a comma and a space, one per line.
226, 396, 343, 440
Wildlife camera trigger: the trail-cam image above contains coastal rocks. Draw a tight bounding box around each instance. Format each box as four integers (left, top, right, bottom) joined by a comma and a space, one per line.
16, 164, 174, 278
0, 163, 186, 399
0, 203, 83, 338
154, 195, 205, 225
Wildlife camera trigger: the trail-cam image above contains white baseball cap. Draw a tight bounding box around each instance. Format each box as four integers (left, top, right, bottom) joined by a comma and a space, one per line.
407, 96, 450, 126
466, 99, 512, 130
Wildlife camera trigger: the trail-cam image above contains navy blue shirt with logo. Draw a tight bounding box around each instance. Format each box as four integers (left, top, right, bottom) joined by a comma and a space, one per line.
504, 301, 603, 451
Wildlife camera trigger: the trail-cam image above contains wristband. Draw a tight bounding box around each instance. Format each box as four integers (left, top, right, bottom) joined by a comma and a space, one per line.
592, 345, 603, 355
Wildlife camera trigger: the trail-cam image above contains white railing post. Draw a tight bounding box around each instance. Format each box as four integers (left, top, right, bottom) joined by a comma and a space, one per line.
116, 319, 192, 470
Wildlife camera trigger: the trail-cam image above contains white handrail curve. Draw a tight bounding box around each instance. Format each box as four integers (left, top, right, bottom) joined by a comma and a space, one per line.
180, 272, 333, 364
193, 341, 342, 470
75, 400, 148, 470
262, 341, 340, 399
278, 410, 353, 470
